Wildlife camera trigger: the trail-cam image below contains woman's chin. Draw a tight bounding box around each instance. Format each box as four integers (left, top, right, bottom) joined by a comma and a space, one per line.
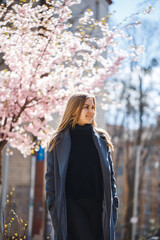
86, 119, 93, 123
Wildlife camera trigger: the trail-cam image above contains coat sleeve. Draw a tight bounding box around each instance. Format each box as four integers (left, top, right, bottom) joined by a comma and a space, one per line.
45, 148, 55, 211
108, 147, 119, 208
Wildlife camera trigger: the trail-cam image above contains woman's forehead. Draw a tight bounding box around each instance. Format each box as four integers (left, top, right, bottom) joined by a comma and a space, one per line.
84, 98, 95, 105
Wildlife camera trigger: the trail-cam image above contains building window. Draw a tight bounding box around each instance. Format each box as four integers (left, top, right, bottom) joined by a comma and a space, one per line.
158, 204, 160, 216
145, 203, 151, 215
0, 0, 7, 3
146, 180, 151, 192
145, 164, 152, 175
117, 166, 123, 176
158, 166, 160, 179
158, 184, 160, 200
117, 186, 123, 196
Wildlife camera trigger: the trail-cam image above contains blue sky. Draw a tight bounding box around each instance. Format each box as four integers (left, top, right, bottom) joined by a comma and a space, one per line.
109, 0, 143, 22
104, 0, 160, 129
108, 0, 160, 67
109, 0, 160, 23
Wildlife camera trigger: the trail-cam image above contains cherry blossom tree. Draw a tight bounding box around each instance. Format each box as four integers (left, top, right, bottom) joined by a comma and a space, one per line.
0, 0, 126, 156
0, 0, 143, 172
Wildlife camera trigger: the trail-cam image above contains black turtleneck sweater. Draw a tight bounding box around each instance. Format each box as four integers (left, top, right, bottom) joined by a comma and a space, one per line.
65, 124, 104, 200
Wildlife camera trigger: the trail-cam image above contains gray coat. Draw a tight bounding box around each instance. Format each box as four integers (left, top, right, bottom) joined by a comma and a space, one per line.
45, 127, 119, 240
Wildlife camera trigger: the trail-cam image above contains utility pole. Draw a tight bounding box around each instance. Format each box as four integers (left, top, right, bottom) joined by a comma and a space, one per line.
27, 152, 36, 239
131, 145, 142, 240
0, 143, 10, 237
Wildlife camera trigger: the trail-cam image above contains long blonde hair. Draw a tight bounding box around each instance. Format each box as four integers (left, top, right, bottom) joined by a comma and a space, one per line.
49, 92, 114, 151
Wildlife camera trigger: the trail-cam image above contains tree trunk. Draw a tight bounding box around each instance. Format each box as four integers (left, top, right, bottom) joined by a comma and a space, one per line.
122, 141, 135, 240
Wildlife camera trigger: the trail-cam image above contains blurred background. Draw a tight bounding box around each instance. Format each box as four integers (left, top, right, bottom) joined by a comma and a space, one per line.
0, 0, 160, 239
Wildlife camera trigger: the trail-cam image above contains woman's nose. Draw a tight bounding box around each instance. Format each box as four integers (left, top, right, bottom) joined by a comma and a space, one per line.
89, 108, 94, 114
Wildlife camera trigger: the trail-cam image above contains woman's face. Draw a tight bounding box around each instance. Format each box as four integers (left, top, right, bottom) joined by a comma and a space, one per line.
77, 98, 95, 126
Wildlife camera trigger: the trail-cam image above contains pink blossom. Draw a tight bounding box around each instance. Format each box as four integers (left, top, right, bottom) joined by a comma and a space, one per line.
0, 0, 140, 156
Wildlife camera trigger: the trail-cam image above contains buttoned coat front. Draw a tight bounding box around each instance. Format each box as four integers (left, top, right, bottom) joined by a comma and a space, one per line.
45, 127, 119, 240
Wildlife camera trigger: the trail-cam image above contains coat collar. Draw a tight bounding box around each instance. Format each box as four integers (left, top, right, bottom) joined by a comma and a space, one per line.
56, 126, 110, 179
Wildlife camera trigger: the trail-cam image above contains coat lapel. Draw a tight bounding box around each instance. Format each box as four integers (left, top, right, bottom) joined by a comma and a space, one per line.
92, 128, 111, 175
56, 127, 71, 180
92, 127, 112, 234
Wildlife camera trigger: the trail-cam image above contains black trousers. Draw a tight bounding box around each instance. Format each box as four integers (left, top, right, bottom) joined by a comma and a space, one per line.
66, 197, 103, 240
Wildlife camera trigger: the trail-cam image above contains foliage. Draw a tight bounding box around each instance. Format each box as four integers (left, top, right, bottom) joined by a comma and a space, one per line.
0, 188, 28, 240
0, 0, 141, 156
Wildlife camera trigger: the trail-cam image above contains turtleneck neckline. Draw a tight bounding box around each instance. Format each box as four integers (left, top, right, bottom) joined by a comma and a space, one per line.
70, 124, 92, 135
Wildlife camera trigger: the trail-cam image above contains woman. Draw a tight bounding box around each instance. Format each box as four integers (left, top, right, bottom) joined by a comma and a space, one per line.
45, 92, 119, 240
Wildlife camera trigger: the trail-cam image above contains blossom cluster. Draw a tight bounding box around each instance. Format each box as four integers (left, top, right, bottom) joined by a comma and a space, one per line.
0, 0, 141, 156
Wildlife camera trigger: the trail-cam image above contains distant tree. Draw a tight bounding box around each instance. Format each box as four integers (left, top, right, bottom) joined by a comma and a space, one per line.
105, 12, 160, 239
